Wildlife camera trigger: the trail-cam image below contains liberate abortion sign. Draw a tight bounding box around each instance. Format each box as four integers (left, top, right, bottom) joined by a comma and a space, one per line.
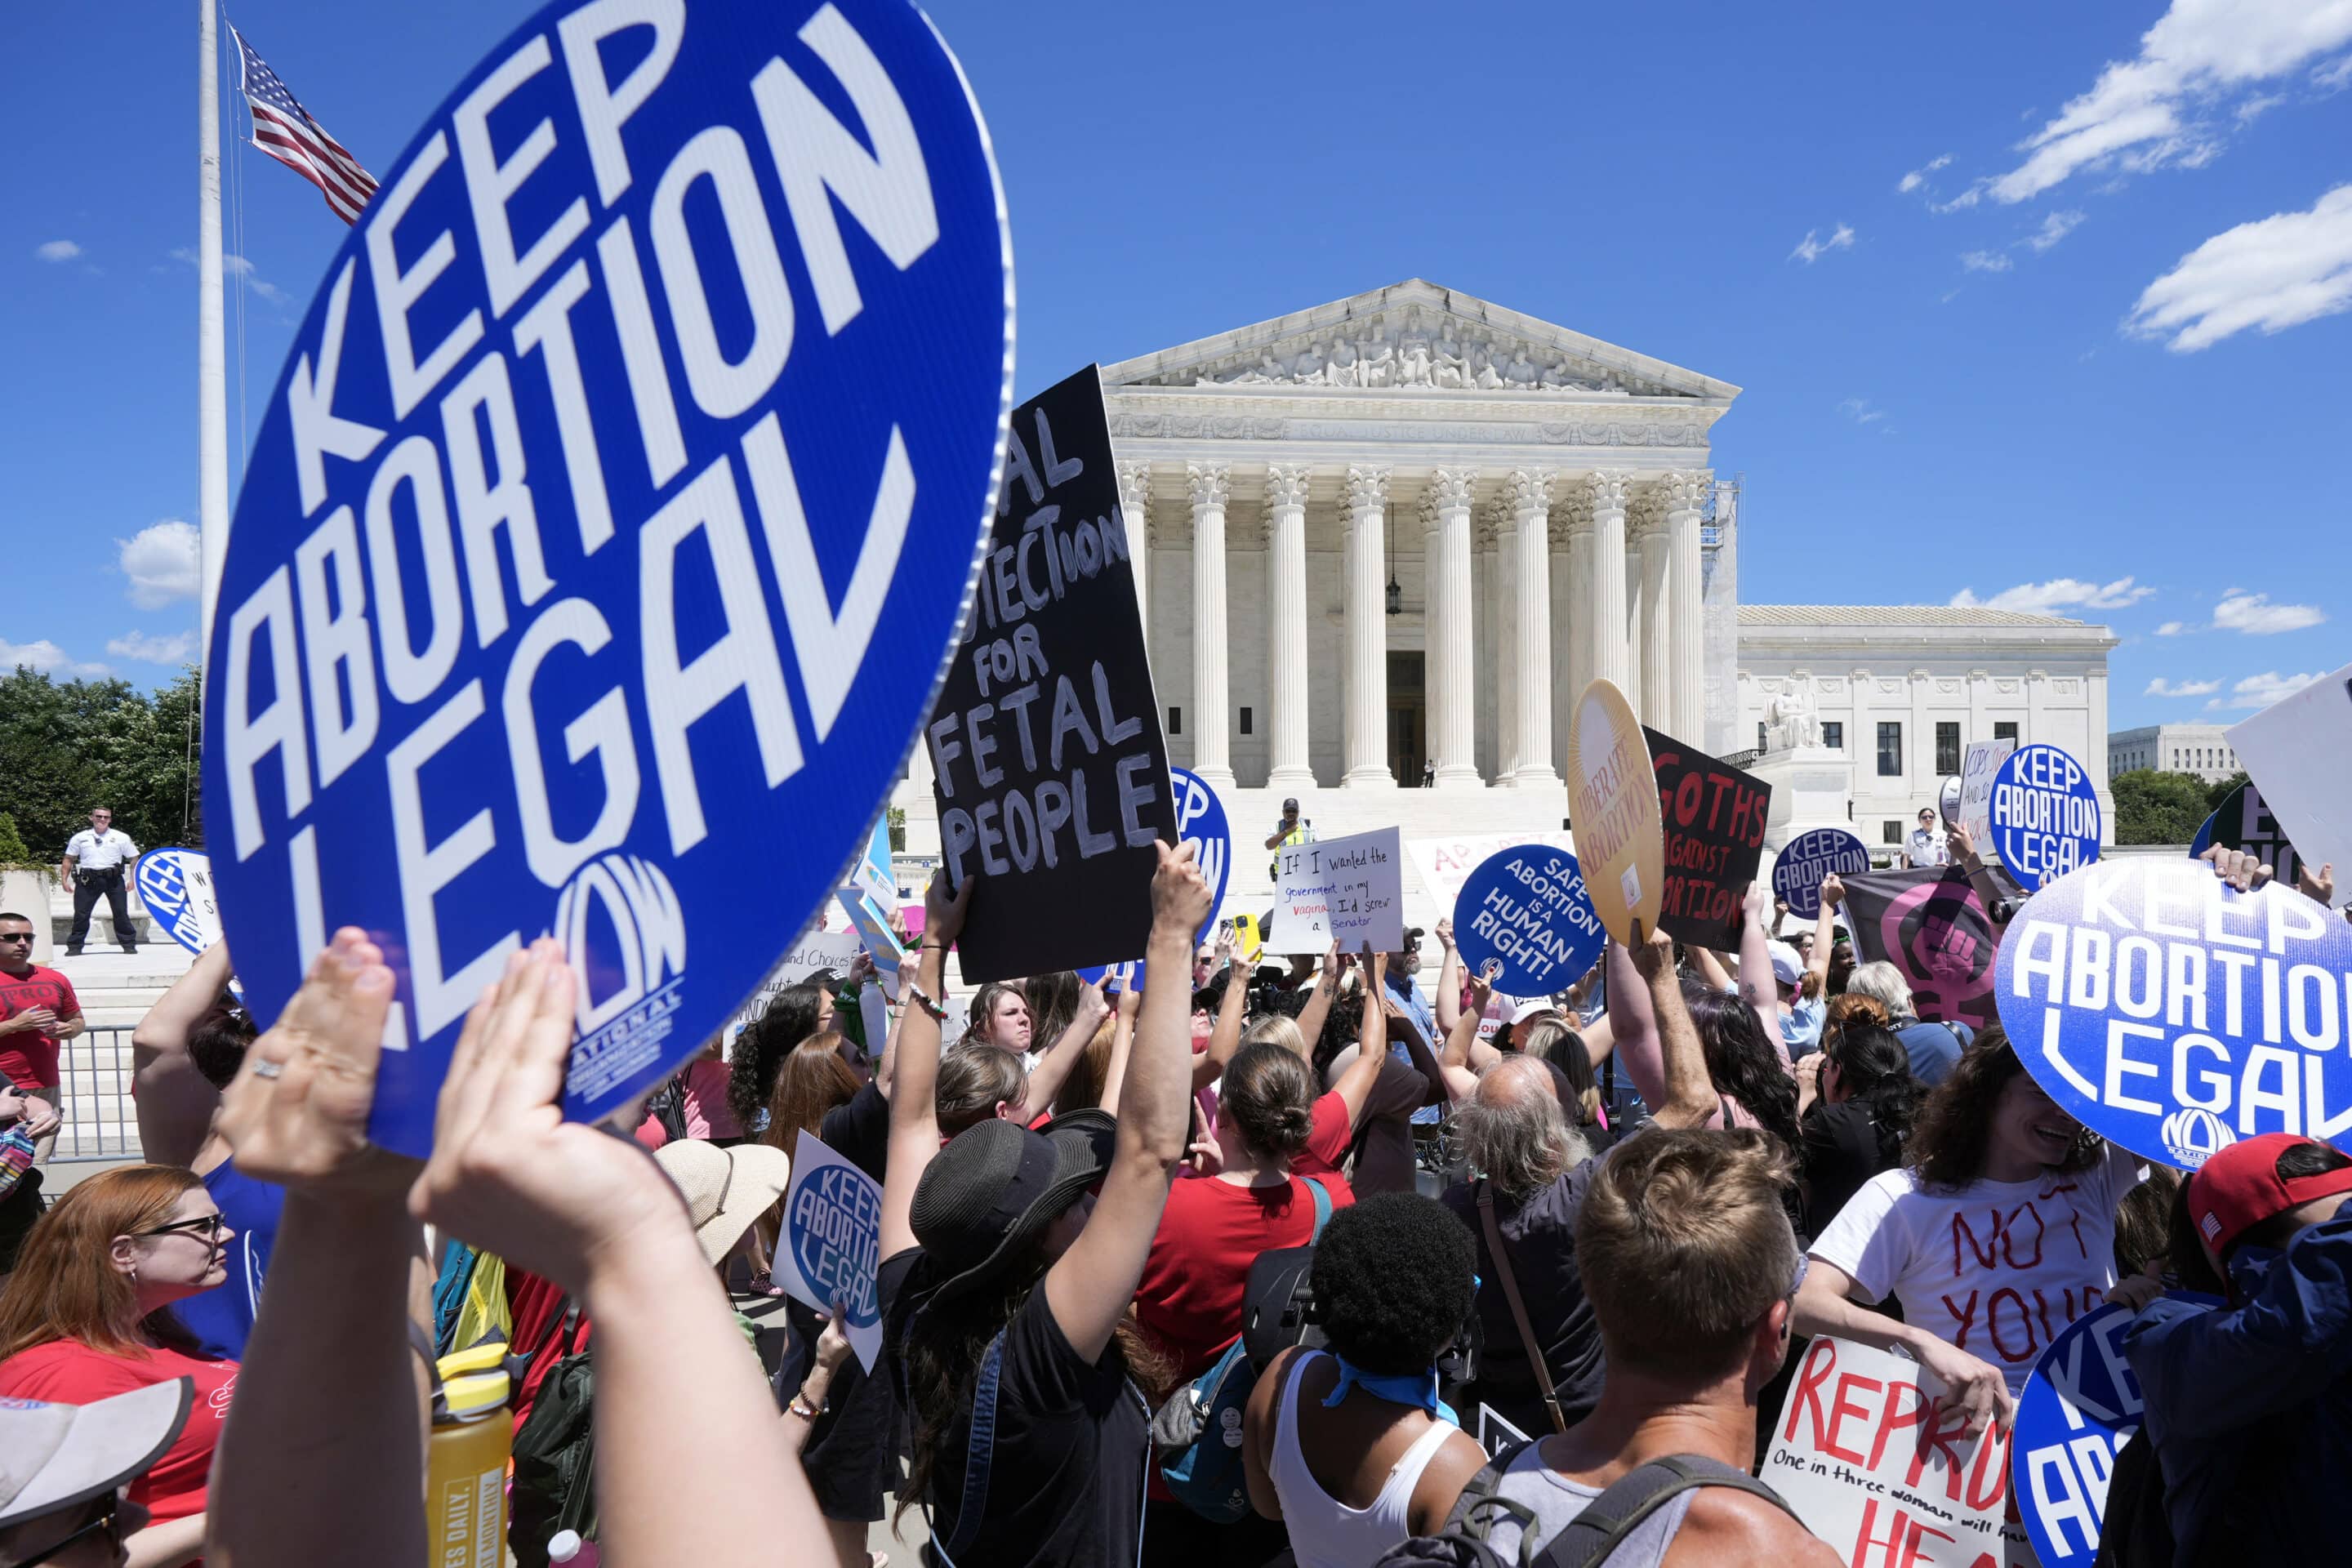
1996, 856, 2352, 1169
203, 0, 1013, 1154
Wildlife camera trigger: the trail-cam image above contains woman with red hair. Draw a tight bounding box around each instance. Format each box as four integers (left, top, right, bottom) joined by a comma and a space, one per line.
0, 1163, 238, 1566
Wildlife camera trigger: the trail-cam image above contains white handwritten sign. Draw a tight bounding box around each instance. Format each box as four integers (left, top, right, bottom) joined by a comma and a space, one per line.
1959, 738, 2019, 854
1273, 826, 1403, 956
1764, 1336, 2035, 1568
723, 929, 863, 1043
1408, 832, 1575, 916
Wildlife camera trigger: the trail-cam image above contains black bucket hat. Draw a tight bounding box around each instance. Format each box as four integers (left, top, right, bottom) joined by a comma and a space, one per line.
910, 1108, 1117, 1303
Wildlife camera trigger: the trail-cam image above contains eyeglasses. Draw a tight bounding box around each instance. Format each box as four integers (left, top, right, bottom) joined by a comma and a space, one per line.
0, 933, 33, 944
16, 1494, 121, 1566
134, 1213, 228, 1242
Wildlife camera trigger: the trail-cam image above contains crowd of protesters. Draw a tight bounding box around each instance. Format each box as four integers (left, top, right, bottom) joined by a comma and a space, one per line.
0, 825, 2341, 1568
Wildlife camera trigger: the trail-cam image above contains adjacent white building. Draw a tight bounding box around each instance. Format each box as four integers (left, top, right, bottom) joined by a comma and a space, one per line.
2109, 724, 2242, 784
1736, 607, 2119, 852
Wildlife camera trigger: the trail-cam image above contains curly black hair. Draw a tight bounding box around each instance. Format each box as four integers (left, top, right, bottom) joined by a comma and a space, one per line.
1309, 1192, 1477, 1374
726, 980, 828, 1131
1682, 988, 1801, 1151
1811, 1022, 1920, 1169
1906, 1027, 2098, 1192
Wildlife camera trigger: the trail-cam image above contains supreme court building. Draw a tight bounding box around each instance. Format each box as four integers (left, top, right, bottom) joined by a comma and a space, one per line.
1093, 279, 1740, 853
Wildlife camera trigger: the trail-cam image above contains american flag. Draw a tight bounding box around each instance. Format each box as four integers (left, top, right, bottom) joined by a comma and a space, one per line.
234, 26, 376, 224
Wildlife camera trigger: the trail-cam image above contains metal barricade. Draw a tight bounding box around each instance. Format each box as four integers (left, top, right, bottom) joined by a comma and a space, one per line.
51, 1024, 142, 1162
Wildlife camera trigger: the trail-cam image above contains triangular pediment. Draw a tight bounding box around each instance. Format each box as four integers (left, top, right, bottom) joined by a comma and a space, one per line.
1100, 279, 1738, 402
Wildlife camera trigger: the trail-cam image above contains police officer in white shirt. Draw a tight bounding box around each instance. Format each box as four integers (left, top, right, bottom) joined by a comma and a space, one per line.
60, 808, 140, 956
1904, 806, 1949, 870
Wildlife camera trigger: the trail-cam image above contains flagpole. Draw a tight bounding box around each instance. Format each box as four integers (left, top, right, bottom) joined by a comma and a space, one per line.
197, 0, 229, 675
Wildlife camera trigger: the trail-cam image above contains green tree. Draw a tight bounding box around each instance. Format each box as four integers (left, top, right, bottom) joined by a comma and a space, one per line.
2207, 770, 2251, 812
0, 665, 204, 859
0, 813, 31, 869
2113, 769, 2212, 845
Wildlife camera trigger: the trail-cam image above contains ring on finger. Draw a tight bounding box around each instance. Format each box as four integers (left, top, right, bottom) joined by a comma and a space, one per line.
251, 1059, 286, 1080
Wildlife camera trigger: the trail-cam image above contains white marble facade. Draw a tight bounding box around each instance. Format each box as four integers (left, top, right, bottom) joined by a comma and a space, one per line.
1736, 606, 2122, 853
1107, 278, 1744, 803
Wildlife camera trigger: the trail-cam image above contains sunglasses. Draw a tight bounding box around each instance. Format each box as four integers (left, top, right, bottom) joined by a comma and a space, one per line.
16, 1494, 120, 1566
0, 933, 33, 944
134, 1213, 229, 1242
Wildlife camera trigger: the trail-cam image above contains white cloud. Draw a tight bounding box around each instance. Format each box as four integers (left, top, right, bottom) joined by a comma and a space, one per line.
1949, 576, 2157, 614
116, 520, 201, 609
2125, 183, 2352, 351
34, 240, 81, 263
167, 247, 291, 305
1961, 250, 2014, 272
1790, 224, 1856, 264
105, 630, 196, 665
2026, 209, 2087, 252
2207, 670, 2324, 710
0, 638, 109, 679
2316, 52, 2352, 90
2234, 91, 2286, 122
2155, 620, 2187, 635
1898, 154, 1953, 194
1838, 397, 1887, 425
2211, 590, 2325, 634
1983, 0, 2352, 203
2145, 676, 2221, 697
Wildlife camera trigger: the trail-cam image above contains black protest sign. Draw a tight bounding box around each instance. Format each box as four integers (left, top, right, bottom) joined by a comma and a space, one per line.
1841, 866, 2000, 1032
926, 367, 1174, 982
1642, 728, 1771, 950
2197, 782, 2304, 884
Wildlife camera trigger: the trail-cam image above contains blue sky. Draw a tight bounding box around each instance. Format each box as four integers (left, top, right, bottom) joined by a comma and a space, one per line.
5, 0, 2345, 732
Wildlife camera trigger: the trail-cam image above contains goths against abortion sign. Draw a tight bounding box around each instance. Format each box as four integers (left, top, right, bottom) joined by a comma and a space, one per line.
926, 367, 1175, 982
1642, 728, 1771, 951
1996, 856, 2352, 1169
203, 0, 1013, 1156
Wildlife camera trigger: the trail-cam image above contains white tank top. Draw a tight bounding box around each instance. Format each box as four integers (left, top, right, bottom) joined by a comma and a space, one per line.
1269, 1351, 1459, 1568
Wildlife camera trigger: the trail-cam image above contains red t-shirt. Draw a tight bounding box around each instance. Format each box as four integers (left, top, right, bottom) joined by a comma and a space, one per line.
0, 1339, 234, 1521
1134, 1169, 1353, 1381
1288, 1092, 1355, 1184
0, 966, 79, 1088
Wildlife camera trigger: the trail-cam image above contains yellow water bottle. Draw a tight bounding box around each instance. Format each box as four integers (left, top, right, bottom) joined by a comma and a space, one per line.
429, 1343, 513, 1568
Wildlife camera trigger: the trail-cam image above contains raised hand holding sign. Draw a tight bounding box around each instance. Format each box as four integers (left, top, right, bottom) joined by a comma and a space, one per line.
204, 0, 1014, 1155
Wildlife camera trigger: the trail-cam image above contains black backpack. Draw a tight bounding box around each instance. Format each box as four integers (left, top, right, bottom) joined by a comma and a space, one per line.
1374, 1447, 1800, 1568
509, 1303, 595, 1568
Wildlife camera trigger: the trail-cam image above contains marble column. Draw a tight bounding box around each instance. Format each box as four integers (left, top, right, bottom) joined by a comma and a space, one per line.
1493, 506, 1519, 783
1427, 468, 1480, 788
1186, 464, 1234, 788
1552, 511, 1581, 781
1263, 465, 1314, 792
1116, 459, 1152, 635
1581, 471, 1632, 696
1509, 469, 1558, 786
1636, 490, 1673, 732
1663, 469, 1709, 745
1342, 466, 1393, 787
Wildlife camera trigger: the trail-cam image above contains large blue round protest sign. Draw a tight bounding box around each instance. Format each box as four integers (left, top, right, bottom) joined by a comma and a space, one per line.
1169, 765, 1231, 947
1770, 827, 1870, 921
1995, 856, 2352, 1169
1990, 744, 2102, 892
791, 1161, 883, 1330
202, 0, 1013, 1155
133, 848, 225, 956
1453, 845, 1605, 997
2011, 1303, 2140, 1566
1079, 766, 1229, 987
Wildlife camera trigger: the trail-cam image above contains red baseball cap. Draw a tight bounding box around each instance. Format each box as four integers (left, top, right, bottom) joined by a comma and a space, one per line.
2185, 1134, 2352, 1261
